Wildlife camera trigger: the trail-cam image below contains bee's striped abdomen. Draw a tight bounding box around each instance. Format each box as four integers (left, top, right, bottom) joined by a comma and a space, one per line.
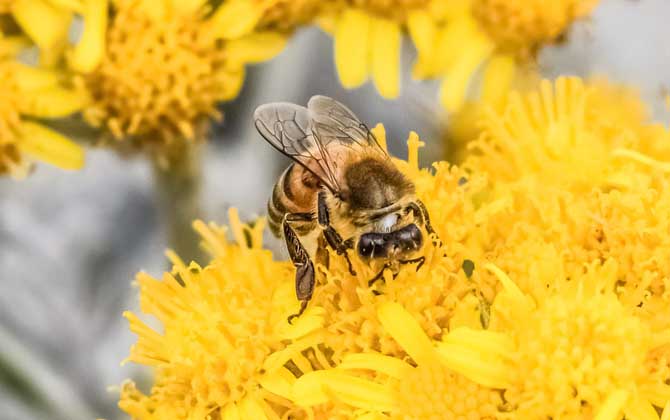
268, 164, 318, 237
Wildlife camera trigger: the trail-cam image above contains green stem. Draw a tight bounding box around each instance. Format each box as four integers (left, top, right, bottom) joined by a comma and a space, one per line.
152, 142, 205, 265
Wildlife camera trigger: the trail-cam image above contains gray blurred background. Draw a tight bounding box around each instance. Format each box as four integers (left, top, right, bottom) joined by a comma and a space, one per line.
1, 1, 670, 418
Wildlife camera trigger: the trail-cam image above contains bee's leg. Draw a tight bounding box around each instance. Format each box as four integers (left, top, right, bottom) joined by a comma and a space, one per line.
410, 200, 442, 246
318, 191, 357, 275
283, 213, 316, 324
399, 256, 426, 271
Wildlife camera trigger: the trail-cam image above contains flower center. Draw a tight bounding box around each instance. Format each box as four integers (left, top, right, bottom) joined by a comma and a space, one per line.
507, 292, 649, 418
471, 0, 599, 56
84, 2, 227, 152
395, 364, 501, 420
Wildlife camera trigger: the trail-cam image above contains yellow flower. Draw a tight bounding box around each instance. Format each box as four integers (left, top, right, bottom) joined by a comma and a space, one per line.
119, 209, 326, 420
453, 77, 670, 308
406, 0, 599, 111
291, 301, 503, 419
444, 261, 670, 419
72, 0, 285, 159
0, 45, 86, 177
466, 77, 657, 191
471, 0, 599, 57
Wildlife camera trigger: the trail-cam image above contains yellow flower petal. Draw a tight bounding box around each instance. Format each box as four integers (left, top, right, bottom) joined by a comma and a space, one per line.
370, 122, 387, 151
69, 0, 107, 73
640, 384, 670, 408
442, 327, 514, 359
370, 17, 400, 98
12, 63, 62, 90
0, 35, 31, 57
623, 395, 660, 420
258, 367, 295, 400
377, 302, 436, 366
207, 0, 263, 40
481, 53, 516, 106
484, 262, 527, 305
218, 66, 245, 100
17, 121, 85, 170
238, 396, 269, 420
434, 341, 511, 389
221, 403, 242, 420
11, 0, 71, 51
21, 86, 88, 118
225, 31, 287, 66
335, 8, 371, 89
661, 402, 670, 420
47, 0, 85, 13
338, 353, 410, 379
293, 371, 397, 412
439, 35, 493, 112
407, 10, 437, 79
594, 390, 629, 420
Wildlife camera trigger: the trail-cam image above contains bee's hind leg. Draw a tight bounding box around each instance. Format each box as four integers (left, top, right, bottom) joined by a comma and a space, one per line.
318, 191, 357, 275
410, 200, 442, 247
283, 213, 316, 324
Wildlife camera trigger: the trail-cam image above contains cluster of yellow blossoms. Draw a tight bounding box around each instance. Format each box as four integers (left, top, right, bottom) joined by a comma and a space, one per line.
318, 0, 600, 110
120, 76, 670, 419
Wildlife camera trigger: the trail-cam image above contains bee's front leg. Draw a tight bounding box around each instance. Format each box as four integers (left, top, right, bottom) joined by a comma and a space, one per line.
411, 200, 442, 247
318, 191, 357, 275
283, 213, 315, 324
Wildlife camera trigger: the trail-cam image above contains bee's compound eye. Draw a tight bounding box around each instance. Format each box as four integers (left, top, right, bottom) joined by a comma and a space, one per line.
407, 224, 423, 248
357, 235, 375, 258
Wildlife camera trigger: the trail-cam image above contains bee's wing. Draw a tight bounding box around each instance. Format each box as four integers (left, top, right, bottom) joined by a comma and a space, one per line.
254, 101, 341, 193
307, 95, 388, 156
254, 96, 388, 194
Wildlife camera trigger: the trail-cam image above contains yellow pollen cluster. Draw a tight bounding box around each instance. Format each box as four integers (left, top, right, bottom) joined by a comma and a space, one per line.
395, 364, 501, 420
83, 2, 236, 155
506, 292, 649, 418
471, 0, 600, 56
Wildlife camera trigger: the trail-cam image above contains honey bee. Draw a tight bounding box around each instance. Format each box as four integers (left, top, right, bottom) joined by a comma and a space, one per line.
254, 96, 439, 322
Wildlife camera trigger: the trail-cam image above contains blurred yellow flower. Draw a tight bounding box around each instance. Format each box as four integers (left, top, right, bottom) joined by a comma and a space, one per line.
119, 209, 326, 420
408, 0, 599, 111
0, 42, 86, 177
63, 0, 287, 159
323, 0, 431, 99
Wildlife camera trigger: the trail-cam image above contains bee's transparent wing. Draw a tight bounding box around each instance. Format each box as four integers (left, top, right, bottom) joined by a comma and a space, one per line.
307, 95, 387, 155
254, 102, 341, 192
254, 96, 388, 194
